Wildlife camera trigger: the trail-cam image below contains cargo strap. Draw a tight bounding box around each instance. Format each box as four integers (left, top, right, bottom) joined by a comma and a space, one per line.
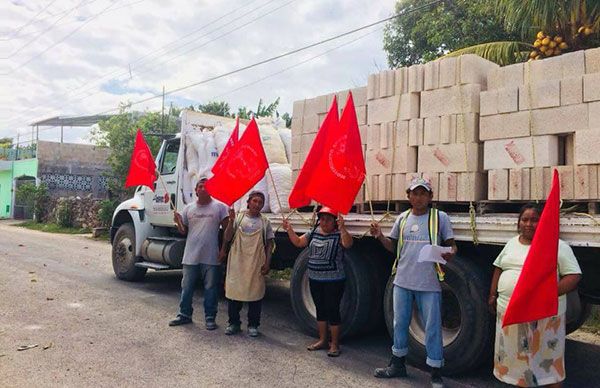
391, 208, 445, 281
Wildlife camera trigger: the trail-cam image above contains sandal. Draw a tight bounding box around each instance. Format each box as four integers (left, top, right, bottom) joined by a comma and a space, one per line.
327, 348, 341, 357
307, 342, 328, 351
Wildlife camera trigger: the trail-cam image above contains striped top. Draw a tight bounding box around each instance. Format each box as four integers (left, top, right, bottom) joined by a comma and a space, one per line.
305, 230, 345, 281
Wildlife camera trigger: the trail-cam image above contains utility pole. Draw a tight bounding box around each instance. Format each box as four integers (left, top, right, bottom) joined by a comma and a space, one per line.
161, 85, 165, 134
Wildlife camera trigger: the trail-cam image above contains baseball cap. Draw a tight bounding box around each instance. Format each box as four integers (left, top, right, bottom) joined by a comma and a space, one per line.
318, 206, 338, 218
407, 176, 432, 192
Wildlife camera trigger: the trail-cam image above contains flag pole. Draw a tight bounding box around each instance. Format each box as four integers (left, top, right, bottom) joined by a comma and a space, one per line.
266, 166, 286, 222
363, 180, 375, 222
155, 170, 177, 212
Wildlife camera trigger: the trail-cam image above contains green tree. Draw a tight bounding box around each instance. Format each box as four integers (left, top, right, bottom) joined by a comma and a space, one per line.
198, 101, 230, 116
0, 137, 12, 148
446, 0, 600, 65
384, 0, 519, 67
89, 103, 180, 198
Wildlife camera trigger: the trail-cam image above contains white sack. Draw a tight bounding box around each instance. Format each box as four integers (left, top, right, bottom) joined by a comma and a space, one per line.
278, 128, 292, 163
266, 163, 291, 214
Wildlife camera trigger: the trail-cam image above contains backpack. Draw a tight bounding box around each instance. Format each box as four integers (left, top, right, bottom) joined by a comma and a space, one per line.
391, 208, 445, 282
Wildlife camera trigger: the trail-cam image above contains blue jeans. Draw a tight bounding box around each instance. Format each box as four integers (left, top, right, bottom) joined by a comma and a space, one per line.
178, 264, 221, 320
392, 286, 443, 368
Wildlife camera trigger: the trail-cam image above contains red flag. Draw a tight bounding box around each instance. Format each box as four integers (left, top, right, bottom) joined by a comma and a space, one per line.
205, 118, 268, 206
305, 91, 366, 214
503, 169, 560, 327
288, 96, 339, 208
212, 117, 239, 175
125, 129, 157, 190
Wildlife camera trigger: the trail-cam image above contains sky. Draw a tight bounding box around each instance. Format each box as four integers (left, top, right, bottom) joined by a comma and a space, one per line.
0, 0, 394, 146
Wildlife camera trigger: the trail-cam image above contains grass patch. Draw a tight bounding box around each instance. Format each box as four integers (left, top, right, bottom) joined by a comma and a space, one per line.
268, 267, 292, 281
16, 221, 91, 234
582, 306, 600, 334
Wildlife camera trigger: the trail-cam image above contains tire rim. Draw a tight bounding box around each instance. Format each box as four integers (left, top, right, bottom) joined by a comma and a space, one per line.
409, 284, 462, 346
301, 271, 317, 317
115, 236, 134, 269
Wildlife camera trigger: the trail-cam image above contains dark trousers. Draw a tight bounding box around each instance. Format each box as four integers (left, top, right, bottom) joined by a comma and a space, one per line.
227, 299, 262, 327
309, 279, 345, 325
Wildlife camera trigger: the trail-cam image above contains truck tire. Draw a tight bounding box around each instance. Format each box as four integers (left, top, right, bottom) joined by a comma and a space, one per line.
566, 291, 592, 334
112, 223, 147, 281
383, 256, 493, 375
290, 247, 372, 338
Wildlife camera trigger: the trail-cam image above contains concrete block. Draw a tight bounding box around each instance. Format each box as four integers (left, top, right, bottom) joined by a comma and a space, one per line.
519, 80, 560, 110
420, 84, 481, 118
379, 70, 395, 98
354, 182, 365, 204
424, 60, 440, 90
367, 124, 381, 150
440, 116, 452, 144
367, 95, 401, 125
438, 172, 458, 201
487, 68, 502, 90
479, 111, 530, 141
336, 89, 349, 109
422, 172, 440, 201
589, 101, 600, 128
366, 146, 417, 175
396, 121, 409, 146
408, 119, 424, 146
530, 167, 550, 200
292, 99, 305, 118
439, 57, 457, 88
304, 95, 328, 116
561, 77, 583, 106
317, 113, 328, 127
399, 93, 420, 120
359, 125, 368, 146
356, 105, 367, 125
392, 173, 407, 200
483, 135, 559, 170
424, 116, 441, 145
488, 169, 509, 200
455, 113, 479, 143
366, 175, 379, 201
457, 172, 487, 201
302, 114, 320, 134
291, 152, 302, 170
556, 165, 575, 200
488, 63, 524, 90
418, 143, 482, 173
408, 64, 424, 92
565, 134, 575, 166
394, 68, 409, 95
291, 116, 303, 134
367, 73, 380, 100
378, 174, 389, 200
584, 73, 600, 102
560, 50, 585, 78
531, 104, 588, 135
480, 90, 498, 116
292, 169, 299, 184
509, 168, 530, 200
300, 133, 316, 155
575, 165, 598, 199
525, 56, 562, 84
380, 122, 394, 149
351, 87, 368, 107
458, 54, 499, 89
575, 129, 600, 165
585, 47, 600, 74
291, 135, 301, 153
497, 86, 519, 113
326, 93, 336, 110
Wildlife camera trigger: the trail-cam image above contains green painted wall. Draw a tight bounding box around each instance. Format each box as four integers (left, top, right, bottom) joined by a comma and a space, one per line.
0, 159, 38, 218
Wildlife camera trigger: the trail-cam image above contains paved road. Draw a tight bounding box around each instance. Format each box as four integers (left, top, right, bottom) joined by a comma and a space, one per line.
0, 221, 599, 387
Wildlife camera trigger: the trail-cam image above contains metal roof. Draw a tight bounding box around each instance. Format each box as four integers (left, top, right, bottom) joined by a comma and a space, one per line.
30, 114, 113, 127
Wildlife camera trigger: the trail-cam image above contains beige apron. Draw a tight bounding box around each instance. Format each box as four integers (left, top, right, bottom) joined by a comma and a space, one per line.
225, 224, 266, 302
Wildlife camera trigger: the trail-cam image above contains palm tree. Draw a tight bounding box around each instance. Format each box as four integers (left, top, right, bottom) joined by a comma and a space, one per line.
446, 0, 600, 65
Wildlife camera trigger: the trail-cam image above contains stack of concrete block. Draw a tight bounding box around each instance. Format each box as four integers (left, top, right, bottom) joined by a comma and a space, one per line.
412, 55, 497, 202
290, 87, 368, 205
482, 48, 600, 201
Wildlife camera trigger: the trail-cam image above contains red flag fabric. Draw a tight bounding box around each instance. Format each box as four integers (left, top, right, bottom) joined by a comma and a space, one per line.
304, 91, 366, 214
288, 96, 339, 208
205, 118, 268, 206
125, 129, 157, 190
212, 117, 239, 175
503, 169, 560, 327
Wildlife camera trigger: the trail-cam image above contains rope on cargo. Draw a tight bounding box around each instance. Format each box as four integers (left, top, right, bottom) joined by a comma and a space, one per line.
457, 56, 479, 245
525, 61, 542, 203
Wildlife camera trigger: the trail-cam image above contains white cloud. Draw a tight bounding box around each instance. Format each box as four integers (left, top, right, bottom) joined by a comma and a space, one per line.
0, 0, 394, 144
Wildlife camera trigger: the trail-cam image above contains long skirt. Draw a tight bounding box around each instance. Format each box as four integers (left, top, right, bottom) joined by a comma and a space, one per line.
494, 310, 566, 387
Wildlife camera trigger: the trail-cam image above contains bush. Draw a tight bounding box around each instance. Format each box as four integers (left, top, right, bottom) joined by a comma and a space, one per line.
15, 182, 50, 222
98, 199, 118, 227
55, 199, 72, 227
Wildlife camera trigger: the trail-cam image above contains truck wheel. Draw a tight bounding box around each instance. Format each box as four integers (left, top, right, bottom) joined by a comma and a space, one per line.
290, 247, 372, 338
566, 291, 592, 334
112, 223, 147, 281
383, 257, 492, 375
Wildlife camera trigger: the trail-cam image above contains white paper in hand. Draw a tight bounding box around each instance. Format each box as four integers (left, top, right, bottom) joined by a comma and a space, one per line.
418, 244, 452, 265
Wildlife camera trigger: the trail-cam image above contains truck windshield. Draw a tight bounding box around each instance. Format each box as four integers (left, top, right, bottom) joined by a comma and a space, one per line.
159, 140, 180, 175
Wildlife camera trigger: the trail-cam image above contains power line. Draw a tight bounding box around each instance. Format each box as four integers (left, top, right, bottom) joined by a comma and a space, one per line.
5, 0, 60, 38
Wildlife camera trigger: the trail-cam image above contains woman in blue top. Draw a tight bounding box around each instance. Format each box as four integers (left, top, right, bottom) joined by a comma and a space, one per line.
283, 207, 353, 357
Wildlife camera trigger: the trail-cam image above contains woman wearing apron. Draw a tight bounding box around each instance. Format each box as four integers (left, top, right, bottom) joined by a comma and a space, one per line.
222, 191, 274, 337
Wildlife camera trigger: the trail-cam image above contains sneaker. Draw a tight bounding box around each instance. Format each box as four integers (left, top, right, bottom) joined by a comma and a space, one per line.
169, 315, 192, 326
248, 326, 259, 337
205, 318, 217, 331
225, 324, 241, 335
430, 368, 443, 388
